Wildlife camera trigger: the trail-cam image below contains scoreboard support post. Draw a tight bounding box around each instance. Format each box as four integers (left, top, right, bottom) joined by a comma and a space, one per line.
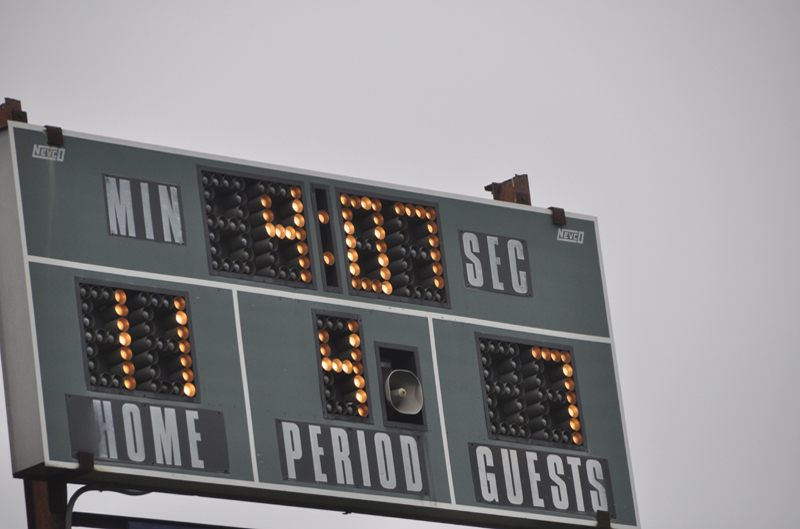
24, 479, 66, 529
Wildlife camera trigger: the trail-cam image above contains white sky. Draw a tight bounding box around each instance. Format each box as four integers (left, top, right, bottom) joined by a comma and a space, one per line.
2, 2, 799, 528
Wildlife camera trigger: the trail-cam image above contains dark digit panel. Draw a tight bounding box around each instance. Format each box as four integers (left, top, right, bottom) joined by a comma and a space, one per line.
199, 168, 313, 287
76, 279, 198, 401
313, 310, 371, 422
311, 185, 342, 293
476, 333, 585, 450
337, 191, 448, 308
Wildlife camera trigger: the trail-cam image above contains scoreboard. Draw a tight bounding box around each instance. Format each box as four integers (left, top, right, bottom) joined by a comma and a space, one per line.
0, 122, 638, 528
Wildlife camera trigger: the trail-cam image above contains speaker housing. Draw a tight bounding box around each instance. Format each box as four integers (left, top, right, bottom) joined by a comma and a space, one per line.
376, 344, 426, 428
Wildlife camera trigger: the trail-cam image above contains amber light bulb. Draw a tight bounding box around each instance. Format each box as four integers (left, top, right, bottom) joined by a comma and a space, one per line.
353, 389, 368, 403
174, 311, 188, 326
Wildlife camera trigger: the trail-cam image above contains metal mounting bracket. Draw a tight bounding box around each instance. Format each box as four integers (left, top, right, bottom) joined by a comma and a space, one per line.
1, 97, 28, 128
45, 125, 64, 147
548, 206, 567, 226
484, 174, 531, 205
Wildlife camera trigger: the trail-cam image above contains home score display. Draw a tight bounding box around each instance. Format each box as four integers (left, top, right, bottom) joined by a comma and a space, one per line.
0, 122, 638, 529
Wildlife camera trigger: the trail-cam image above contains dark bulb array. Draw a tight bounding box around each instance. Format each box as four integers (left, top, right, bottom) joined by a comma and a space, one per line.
201, 171, 312, 285
338, 193, 446, 306
478, 336, 583, 447
78, 283, 197, 400
314, 313, 369, 420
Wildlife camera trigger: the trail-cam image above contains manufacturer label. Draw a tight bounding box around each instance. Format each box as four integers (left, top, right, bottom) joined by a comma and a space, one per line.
277, 419, 428, 495
557, 228, 584, 244
104, 175, 186, 245
469, 442, 614, 517
32, 144, 65, 162
66, 395, 229, 473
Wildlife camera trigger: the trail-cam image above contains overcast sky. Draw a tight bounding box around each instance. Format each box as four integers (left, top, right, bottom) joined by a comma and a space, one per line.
2, 2, 799, 528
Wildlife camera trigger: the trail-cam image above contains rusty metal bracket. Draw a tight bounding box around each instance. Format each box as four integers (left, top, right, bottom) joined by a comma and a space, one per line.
1, 97, 28, 128
548, 206, 567, 226
484, 175, 569, 226
45, 125, 64, 147
484, 174, 531, 205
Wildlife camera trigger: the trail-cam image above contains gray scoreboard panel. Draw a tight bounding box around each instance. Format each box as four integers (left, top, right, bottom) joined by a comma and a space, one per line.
0, 122, 638, 529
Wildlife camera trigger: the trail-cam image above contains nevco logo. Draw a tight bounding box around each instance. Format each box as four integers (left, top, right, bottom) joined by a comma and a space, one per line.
557, 228, 584, 244
104, 175, 186, 245
32, 144, 65, 162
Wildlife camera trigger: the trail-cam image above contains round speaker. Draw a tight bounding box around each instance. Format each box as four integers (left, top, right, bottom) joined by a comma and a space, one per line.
385, 369, 423, 415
